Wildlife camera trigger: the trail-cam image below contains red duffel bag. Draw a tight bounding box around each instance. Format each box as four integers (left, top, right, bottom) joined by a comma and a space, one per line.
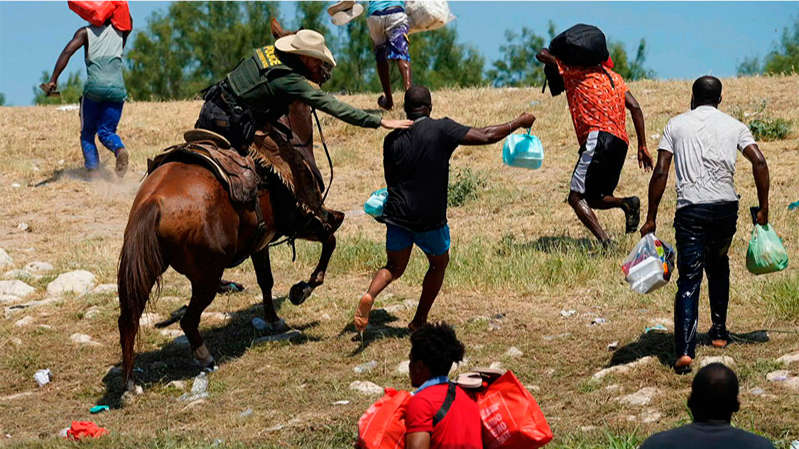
68, 1, 131, 31
357, 388, 412, 449
472, 371, 553, 449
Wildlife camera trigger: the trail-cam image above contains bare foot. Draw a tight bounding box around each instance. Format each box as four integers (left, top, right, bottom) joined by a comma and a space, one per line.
354, 293, 373, 332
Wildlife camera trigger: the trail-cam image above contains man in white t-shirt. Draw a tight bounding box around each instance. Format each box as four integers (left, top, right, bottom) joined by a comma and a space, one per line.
639, 76, 770, 374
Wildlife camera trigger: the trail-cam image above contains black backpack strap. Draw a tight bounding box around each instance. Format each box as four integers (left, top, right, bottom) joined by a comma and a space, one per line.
432, 382, 457, 427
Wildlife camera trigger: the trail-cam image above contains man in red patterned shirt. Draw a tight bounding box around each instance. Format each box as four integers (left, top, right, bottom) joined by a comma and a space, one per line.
537, 48, 653, 245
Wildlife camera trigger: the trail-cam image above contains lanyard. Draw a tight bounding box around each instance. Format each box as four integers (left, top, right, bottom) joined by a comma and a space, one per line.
414, 376, 450, 395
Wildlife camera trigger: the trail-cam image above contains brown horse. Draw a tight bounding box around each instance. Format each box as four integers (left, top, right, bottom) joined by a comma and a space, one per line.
117, 20, 342, 392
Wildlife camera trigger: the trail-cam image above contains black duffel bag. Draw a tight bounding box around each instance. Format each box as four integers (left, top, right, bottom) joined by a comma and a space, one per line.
549, 23, 609, 67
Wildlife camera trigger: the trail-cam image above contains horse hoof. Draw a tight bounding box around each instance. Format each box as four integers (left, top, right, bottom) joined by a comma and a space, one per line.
289, 282, 313, 306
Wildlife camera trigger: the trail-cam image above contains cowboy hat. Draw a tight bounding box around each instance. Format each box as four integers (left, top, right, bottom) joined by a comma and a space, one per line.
328, 1, 364, 26
275, 29, 337, 67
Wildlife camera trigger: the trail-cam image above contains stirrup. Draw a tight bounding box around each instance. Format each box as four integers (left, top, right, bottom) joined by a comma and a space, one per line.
184, 128, 231, 149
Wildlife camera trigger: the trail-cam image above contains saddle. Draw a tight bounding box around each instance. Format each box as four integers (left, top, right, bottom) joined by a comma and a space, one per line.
148, 129, 261, 205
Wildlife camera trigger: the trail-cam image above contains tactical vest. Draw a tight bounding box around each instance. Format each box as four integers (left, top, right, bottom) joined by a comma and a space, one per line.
225, 45, 293, 108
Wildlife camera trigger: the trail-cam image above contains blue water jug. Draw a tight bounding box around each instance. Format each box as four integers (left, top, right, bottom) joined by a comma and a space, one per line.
502, 129, 544, 169
364, 187, 388, 217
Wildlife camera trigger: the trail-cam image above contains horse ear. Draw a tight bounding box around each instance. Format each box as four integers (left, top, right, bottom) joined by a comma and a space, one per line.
272, 18, 296, 40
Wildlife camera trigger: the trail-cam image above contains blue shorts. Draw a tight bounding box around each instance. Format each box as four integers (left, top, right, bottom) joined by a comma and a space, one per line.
386, 224, 450, 256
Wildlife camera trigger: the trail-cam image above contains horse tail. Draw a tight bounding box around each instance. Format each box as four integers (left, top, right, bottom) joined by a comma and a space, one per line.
118, 198, 164, 317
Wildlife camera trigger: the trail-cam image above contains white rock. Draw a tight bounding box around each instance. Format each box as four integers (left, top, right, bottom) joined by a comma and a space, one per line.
505, 347, 523, 358
605, 384, 622, 393
10, 183, 21, 189
0, 294, 22, 304
166, 380, 186, 390
349, 380, 384, 396
9, 337, 22, 346
4, 269, 36, 280
47, 270, 96, 297
627, 409, 661, 423
783, 377, 799, 392
84, 306, 100, 319
70, 333, 101, 346
396, 360, 410, 374
253, 330, 302, 344
592, 356, 656, 381
14, 316, 33, 327
320, 313, 331, 321
4, 297, 59, 317
24, 262, 53, 274
766, 370, 791, 382
700, 356, 736, 368
777, 351, 799, 366
607, 341, 619, 351
0, 249, 12, 269
0, 280, 35, 298
560, 309, 576, 318
17, 223, 29, 232
618, 387, 659, 406
489, 361, 503, 370
140, 313, 162, 327
332, 400, 350, 405
91, 283, 117, 295
354, 360, 378, 374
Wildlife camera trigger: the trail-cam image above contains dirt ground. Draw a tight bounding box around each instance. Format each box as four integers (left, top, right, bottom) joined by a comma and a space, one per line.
1, 76, 797, 448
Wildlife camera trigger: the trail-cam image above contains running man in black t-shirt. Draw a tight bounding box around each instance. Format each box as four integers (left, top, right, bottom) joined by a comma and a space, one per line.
354, 86, 536, 332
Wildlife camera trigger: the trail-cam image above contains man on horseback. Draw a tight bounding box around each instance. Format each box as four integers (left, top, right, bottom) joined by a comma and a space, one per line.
195, 29, 411, 153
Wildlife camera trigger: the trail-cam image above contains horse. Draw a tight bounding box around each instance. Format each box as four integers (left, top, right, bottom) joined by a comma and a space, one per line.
117, 19, 342, 392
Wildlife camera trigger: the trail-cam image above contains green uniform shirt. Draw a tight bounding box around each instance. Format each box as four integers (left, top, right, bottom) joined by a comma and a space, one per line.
226, 46, 381, 129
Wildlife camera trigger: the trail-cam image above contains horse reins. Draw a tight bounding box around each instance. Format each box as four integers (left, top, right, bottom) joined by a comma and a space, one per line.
266, 108, 335, 261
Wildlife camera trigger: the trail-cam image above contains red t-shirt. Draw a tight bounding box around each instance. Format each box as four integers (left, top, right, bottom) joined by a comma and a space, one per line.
405, 384, 483, 449
557, 60, 629, 146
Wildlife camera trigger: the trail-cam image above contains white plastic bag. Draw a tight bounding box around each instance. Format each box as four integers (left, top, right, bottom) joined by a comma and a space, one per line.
621, 234, 675, 294
406, 0, 455, 34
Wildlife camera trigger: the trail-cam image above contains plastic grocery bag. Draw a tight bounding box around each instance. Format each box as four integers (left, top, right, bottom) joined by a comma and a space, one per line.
406, 1, 455, 34
502, 130, 544, 170
364, 188, 388, 218
357, 388, 412, 449
746, 224, 789, 275
622, 234, 675, 294
68, 1, 131, 31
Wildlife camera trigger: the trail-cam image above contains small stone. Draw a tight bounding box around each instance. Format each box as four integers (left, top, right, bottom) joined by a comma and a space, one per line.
47, 270, 96, 297
38, 324, 51, 329
766, 370, 790, 382
167, 380, 186, 390
11, 183, 21, 189
320, 313, 331, 321
749, 387, 765, 395
253, 329, 302, 344
699, 356, 736, 368
84, 306, 100, 319
489, 361, 503, 370
607, 341, 619, 351
593, 356, 656, 381
0, 280, 35, 298
91, 283, 117, 295
777, 351, 799, 366
24, 261, 53, 274
525, 385, 540, 392
639, 409, 662, 423
560, 309, 576, 318
505, 347, 523, 358
264, 423, 285, 432
618, 387, 659, 406
240, 408, 253, 417
349, 380, 383, 396
332, 400, 350, 405
16, 223, 30, 232
396, 360, 410, 374
70, 333, 101, 346
140, 313, 162, 327
354, 360, 378, 374
0, 249, 12, 268
14, 316, 33, 327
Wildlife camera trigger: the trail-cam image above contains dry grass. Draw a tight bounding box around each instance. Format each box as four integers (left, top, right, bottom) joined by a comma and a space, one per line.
1, 75, 798, 448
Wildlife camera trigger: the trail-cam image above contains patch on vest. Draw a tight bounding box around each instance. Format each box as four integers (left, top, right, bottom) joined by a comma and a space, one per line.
255, 45, 282, 70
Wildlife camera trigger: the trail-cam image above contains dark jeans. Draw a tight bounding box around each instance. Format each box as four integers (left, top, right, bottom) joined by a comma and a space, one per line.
673, 201, 738, 359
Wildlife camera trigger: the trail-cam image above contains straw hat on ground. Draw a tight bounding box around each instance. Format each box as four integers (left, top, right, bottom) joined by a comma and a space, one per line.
275, 29, 337, 67
327, 1, 364, 26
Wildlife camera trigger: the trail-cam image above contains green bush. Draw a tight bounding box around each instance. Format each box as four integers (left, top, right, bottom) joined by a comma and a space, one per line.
448, 168, 487, 207
749, 118, 792, 141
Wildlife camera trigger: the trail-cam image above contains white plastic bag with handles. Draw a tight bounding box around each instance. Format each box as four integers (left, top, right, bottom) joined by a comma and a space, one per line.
406, 1, 455, 34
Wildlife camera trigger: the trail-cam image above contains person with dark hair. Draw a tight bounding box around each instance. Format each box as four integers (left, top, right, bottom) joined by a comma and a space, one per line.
535, 48, 653, 246
41, 17, 132, 179
640, 76, 770, 374
353, 85, 536, 332
639, 363, 775, 448
405, 322, 481, 449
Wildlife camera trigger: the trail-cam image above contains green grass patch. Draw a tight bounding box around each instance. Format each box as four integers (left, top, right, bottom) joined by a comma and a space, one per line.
763, 273, 799, 321
448, 168, 487, 207
748, 118, 792, 141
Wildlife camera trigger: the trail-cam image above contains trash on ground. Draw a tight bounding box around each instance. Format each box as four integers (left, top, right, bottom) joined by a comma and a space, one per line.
560, 309, 576, 318
34, 369, 51, 387
354, 360, 378, 374
607, 341, 619, 351
65, 421, 108, 440
622, 234, 675, 294
591, 317, 607, 325
644, 324, 667, 333
178, 372, 209, 401
89, 405, 109, 414
332, 400, 350, 405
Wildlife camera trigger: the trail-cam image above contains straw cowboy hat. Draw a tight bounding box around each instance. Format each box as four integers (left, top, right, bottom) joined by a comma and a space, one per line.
327, 1, 364, 26
275, 29, 337, 67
